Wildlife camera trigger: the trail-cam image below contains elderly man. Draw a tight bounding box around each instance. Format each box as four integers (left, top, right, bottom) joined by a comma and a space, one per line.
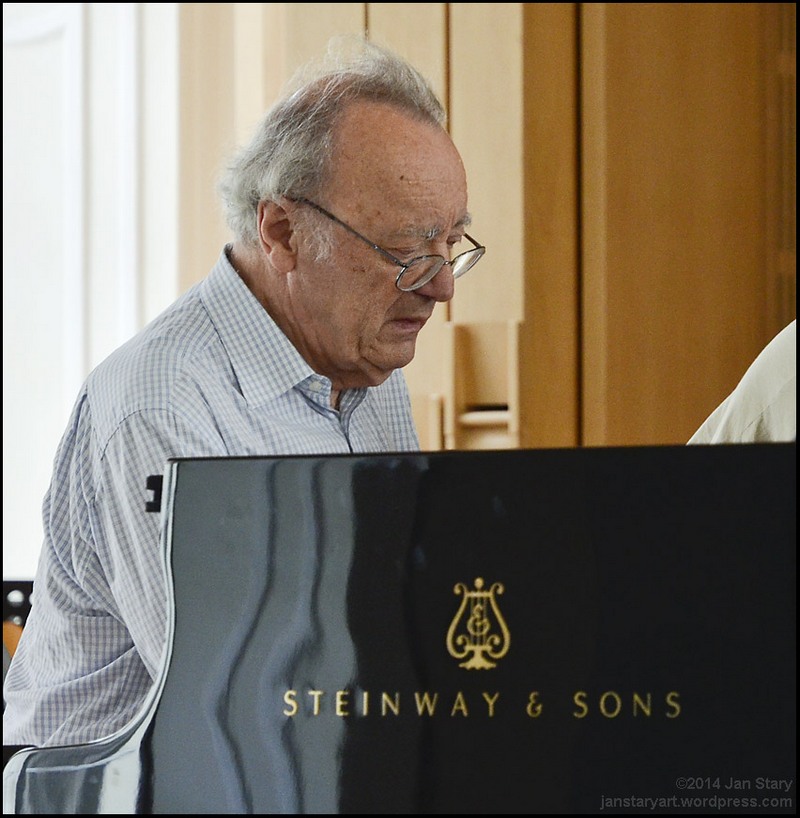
3, 37, 484, 747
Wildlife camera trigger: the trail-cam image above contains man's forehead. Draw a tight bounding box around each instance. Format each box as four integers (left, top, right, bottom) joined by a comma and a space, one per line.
327, 100, 469, 236
333, 101, 458, 169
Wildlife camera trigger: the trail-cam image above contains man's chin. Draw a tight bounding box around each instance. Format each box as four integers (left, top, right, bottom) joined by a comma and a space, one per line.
388, 341, 418, 371
366, 341, 417, 382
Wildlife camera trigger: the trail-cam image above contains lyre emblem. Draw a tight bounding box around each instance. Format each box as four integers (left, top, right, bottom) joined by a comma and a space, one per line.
446, 577, 510, 669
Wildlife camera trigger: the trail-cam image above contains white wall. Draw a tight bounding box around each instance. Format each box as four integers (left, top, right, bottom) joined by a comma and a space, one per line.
3, 2, 180, 579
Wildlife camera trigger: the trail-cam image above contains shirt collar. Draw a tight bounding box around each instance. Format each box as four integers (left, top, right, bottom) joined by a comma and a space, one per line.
199, 246, 319, 407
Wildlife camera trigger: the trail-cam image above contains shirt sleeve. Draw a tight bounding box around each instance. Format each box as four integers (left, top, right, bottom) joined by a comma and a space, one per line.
3, 397, 227, 746
89, 407, 228, 678
688, 321, 796, 444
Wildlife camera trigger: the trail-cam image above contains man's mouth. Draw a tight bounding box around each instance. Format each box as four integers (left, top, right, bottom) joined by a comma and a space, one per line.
390, 315, 430, 334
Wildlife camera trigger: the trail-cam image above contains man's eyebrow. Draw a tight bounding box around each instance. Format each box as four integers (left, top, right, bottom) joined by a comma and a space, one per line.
400, 213, 473, 242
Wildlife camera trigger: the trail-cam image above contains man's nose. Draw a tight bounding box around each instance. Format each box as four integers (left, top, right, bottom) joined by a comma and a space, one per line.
416, 264, 455, 302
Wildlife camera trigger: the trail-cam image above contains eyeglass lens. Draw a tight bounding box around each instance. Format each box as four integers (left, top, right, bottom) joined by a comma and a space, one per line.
397, 246, 485, 291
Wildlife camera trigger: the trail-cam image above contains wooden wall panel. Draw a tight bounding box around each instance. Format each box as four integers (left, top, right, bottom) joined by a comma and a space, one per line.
178, 4, 236, 291
519, 3, 580, 448
764, 3, 797, 334
581, 2, 772, 446
367, 4, 448, 105
232, 4, 270, 145
449, 4, 525, 327
447, 4, 579, 449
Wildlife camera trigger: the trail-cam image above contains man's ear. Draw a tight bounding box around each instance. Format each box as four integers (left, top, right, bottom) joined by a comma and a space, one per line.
257, 200, 297, 273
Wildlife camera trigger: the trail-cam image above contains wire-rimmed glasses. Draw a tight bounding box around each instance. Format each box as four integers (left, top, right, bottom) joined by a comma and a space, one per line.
293, 197, 485, 292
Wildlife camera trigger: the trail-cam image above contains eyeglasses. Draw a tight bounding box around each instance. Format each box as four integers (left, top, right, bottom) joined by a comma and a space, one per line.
293, 197, 485, 292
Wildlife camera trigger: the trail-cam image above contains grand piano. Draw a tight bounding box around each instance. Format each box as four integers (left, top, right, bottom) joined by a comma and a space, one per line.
3, 443, 796, 814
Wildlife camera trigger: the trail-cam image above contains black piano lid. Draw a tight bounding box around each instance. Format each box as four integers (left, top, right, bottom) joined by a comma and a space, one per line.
4, 443, 796, 814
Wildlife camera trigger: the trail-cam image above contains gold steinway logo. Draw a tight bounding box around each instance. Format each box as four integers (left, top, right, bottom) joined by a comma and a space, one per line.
446, 578, 510, 669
